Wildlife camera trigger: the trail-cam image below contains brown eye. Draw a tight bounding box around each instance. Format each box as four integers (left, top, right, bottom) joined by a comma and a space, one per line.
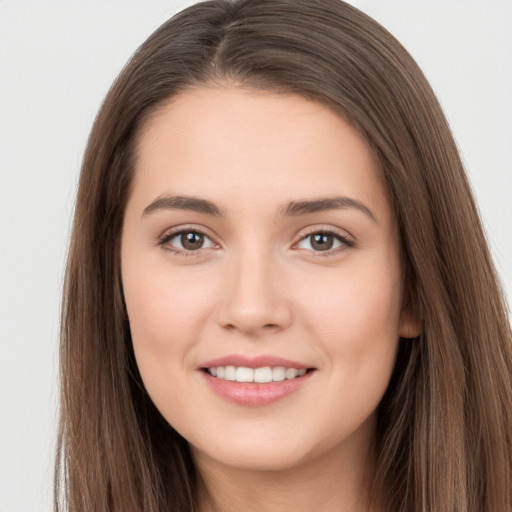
181, 232, 205, 250
296, 231, 352, 252
164, 230, 215, 252
310, 233, 334, 251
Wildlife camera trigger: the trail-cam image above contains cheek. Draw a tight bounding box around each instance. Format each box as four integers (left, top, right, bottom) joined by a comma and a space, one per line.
122, 264, 214, 421
298, 260, 402, 381
124, 266, 211, 345
122, 251, 224, 391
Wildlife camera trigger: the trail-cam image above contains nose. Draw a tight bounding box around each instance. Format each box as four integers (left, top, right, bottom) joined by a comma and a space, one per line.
216, 248, 293, 336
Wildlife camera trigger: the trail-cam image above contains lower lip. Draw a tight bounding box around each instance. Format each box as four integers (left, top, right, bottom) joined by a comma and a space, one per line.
201, 371, 314, 406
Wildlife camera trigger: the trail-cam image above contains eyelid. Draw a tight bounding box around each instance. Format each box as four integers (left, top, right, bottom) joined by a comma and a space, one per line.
293, 226, 355, 254
158, 225, 220, 255
156, 224, 354, 256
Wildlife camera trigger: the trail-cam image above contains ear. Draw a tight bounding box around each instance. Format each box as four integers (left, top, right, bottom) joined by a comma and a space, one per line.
398, 307, 421, 339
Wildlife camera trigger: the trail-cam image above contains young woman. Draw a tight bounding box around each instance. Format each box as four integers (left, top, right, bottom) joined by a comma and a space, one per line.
56, 1, 512, 511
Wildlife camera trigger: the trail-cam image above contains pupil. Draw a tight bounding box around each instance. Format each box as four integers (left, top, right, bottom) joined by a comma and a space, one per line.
181, 232, 204, 250
312, 234, 333, 251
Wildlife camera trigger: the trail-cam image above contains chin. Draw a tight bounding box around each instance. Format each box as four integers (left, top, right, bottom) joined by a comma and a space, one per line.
191, 435, 314, 473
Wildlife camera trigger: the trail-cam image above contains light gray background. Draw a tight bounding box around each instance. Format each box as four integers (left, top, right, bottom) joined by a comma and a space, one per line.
1, 1, 511, 510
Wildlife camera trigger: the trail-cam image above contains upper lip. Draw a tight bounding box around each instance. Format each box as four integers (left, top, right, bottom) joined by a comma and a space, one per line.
199, 354, 312, 370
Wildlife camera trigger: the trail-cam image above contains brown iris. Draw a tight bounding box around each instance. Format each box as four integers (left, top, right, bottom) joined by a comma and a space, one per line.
310, 233, 334, 251
181, 232, 205, 250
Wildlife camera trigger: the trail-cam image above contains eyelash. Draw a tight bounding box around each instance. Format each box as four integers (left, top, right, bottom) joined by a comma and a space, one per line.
294, 228, 354, 256
158, 227, 216, 257
158, 227, 354, 256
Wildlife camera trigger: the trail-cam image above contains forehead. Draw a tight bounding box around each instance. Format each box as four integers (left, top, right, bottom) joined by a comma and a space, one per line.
130, 86, 391, 223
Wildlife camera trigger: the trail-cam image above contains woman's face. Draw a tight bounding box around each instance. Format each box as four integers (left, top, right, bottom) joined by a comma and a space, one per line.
121, 87, 418, 474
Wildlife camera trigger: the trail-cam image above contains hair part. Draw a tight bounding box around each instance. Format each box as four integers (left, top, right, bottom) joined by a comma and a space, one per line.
57, 1, 512, 511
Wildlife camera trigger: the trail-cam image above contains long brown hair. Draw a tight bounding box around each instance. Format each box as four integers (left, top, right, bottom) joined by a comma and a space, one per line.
56, 1, 512, 510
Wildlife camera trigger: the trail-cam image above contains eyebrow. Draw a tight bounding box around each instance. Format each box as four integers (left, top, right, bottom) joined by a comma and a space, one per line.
282, 197, 378, 223
142, 194, 377, 223
142, 195, 223, 217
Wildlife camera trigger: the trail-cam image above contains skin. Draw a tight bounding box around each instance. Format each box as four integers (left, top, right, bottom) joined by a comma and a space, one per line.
121, 86, 420, 512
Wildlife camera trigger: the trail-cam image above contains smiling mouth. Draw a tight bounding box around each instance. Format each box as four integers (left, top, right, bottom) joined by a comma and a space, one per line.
204, 366, 312, 383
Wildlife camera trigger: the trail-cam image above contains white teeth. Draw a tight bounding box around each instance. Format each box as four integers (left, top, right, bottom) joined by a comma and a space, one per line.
209, 365, 308, 383
224, 365, 236, 381
254, 366, 272, 383
285, 368, 299, 379
272, 366, 286, 381
235, 367, 254, 382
